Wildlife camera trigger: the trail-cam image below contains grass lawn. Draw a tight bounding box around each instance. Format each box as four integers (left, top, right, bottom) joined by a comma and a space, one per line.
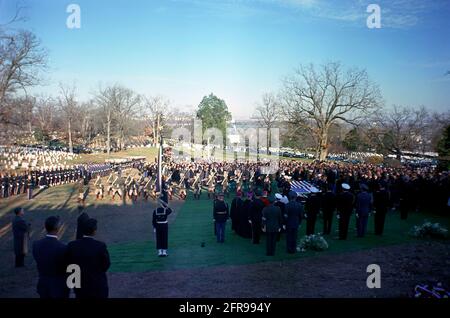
108, 193, 450, 273
72, 147, 158, 164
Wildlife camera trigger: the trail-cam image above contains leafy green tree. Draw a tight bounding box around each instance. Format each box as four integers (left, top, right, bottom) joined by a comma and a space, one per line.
196, 93, 231, 143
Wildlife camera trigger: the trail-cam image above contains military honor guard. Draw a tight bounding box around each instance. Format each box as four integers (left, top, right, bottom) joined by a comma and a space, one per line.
355, 184, 373, 238
337, 183, 355, 240
213, 192, 229, 243
152, 198, 173, 257
94, 175, 104, 200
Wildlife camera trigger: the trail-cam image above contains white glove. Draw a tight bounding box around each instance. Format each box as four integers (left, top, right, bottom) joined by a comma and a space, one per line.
282, 225, 286, 230
337, 214, 340, 219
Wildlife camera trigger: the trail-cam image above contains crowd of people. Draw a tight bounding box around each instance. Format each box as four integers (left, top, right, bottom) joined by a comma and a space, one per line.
8, 153, 450, 298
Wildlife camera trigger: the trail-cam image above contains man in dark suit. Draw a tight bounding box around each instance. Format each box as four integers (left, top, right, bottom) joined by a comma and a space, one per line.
76, 205, 89, 240
262, 202, 282, 256
284, 191, 303, 254
67, 218, 110, 298
12, 207, 30, 267
32, 216, 69, 298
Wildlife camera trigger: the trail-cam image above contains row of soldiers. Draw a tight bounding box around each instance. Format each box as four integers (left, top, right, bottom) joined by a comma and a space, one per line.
1, 167, 87, 199
1, 163, 116, 200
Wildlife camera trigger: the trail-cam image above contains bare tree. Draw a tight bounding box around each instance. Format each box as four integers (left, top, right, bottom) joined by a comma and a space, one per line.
254, 93, 280, 153
94, 84, 141, 153
34, 95, 56, 142
143, 95, 171, 146
114, 87, 141, 150
0, 29, 47, 120
94, 85, 117, 155
368, 105, 432, 158
58, 84, 79, 153
281, 62, 381, 160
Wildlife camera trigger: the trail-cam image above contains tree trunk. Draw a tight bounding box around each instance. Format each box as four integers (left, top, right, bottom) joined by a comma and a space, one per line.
318, 129, 329, 161
68, 120, 73, 153
106, 113, 111, 156
156, 114, 160, 146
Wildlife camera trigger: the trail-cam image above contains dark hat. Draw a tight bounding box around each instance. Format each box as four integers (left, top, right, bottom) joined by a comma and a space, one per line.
83, 218, 98, 236
360, 183, 369, 191
45, 216, 60, 233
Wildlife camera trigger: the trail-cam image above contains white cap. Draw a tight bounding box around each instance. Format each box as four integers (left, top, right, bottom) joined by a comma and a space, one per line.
342, 183, 350, 190
275, 193, 283, 200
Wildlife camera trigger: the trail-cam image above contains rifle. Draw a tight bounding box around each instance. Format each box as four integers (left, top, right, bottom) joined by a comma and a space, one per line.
94, 176, 101, 187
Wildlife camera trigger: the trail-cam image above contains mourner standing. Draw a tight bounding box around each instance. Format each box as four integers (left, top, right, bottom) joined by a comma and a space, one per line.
67, 218, 111, 299
76, 205, 90, 240
262, 201, 282, 256
32, 216, 69, 298
12, 207, 30, 268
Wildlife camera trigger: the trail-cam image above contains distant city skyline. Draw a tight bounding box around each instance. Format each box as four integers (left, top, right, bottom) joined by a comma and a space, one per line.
1, 0, 449, 119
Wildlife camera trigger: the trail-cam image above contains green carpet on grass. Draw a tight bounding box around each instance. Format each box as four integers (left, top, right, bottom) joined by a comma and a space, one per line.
109, 193, 449, 272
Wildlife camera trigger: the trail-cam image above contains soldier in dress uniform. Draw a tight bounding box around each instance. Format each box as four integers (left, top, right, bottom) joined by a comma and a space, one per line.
193, 173, 202, 200
373, 182, 390, 235
152, 198, 172, 257
207, 172, 216, 199
304, 189, 321, 235
94, 176, 104, 200
355, 183, 373, 238
336, 183, 355, 240
213, 192, 229, 243
321, 184, 337, 235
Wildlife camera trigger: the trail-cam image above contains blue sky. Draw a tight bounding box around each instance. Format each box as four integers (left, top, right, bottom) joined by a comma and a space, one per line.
1, 0, 449, 118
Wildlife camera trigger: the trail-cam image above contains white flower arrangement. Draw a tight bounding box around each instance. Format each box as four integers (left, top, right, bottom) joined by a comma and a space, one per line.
409, 221, 448, 239
297, 234, 329, 252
